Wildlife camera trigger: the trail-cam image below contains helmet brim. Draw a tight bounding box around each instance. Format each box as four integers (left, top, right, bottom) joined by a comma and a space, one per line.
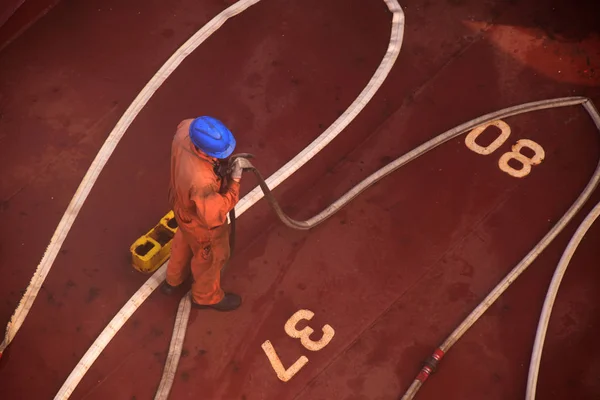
202, 136, 236, 159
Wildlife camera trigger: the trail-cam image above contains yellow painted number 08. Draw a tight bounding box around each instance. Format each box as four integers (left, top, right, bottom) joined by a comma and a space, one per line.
465, 120, 545, 177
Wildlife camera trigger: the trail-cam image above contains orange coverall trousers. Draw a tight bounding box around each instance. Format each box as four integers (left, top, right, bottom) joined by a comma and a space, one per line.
167, 224, 231, 304
166, 119, 240, 305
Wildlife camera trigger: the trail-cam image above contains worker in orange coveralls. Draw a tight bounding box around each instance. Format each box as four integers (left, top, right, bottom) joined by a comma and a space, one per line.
160, 116, 244, 311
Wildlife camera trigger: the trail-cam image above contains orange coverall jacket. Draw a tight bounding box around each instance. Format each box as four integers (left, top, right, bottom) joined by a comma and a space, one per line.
166, 119, 240, 304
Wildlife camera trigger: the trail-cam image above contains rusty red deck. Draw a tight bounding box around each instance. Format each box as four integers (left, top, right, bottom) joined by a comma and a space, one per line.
1, 0, 599, 399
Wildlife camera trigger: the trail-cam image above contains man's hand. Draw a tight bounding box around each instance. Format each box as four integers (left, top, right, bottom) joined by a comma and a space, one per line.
231, 161, 243, 181
229, 157, 252, 181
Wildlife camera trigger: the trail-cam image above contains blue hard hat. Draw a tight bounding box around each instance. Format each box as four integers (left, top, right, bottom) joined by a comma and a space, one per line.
189, 116, 236, 159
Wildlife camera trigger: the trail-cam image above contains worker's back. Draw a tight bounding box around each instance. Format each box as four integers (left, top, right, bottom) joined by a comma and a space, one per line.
169, 119, 224, 242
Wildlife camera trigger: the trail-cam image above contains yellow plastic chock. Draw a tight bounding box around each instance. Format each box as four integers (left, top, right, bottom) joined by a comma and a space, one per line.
130, 210, 178, 273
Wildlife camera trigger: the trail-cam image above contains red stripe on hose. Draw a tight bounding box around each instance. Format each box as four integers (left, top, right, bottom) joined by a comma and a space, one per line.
433, 348, 445, 361
416, 366, 432, 382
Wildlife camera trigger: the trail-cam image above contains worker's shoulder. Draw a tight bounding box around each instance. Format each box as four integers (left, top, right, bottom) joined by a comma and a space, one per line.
175, 119, 193, 135
177, 118, 194, 129
172, 119, 193, 147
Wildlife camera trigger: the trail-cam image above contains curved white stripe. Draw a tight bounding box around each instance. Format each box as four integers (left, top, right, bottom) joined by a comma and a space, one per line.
526, 201, 600, 400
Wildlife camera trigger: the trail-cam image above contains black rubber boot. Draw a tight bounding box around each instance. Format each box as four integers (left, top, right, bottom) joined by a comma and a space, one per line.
192, 293, 242, 312
160, 281, 177, 295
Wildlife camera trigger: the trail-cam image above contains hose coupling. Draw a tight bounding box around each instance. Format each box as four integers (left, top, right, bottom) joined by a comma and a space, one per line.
416, 348, 445, 383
